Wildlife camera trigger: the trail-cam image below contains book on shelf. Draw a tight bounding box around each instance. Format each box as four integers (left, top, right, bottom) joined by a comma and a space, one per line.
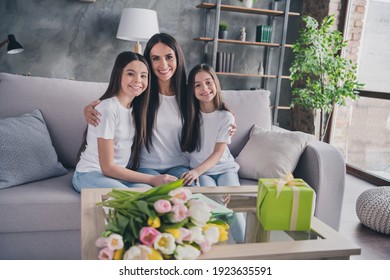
216, 51, 235, 73
256, 25, 272, 43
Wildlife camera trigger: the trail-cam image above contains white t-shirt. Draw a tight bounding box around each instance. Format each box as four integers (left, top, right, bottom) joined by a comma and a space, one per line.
188, 110, 239, 175
76, 96, 134, 172
139, 94, 188, 169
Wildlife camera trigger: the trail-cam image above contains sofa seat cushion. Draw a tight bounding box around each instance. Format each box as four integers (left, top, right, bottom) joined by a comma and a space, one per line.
0, 109, 68, 190
0, 171, 80, 233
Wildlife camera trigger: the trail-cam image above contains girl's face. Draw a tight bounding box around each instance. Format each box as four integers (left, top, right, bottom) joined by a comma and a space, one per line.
119, 60, 149, 101
193, 71, 216, 105
149, 42, 177, 82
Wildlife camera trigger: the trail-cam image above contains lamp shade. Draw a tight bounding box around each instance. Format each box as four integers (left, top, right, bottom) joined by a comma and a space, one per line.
7, 34, 24, 54
116, 8, 159, 42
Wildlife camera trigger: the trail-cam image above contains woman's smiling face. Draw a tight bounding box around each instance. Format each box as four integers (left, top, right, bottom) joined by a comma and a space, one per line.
149, 42, 177, 83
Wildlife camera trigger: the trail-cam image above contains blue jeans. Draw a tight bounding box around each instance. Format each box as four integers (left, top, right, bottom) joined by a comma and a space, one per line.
72, 171, 151, 193
199, 171, 240, 186
137, 165, 196, 186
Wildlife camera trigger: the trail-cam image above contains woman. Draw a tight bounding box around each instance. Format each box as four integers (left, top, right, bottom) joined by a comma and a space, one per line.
73, 51, 176, 192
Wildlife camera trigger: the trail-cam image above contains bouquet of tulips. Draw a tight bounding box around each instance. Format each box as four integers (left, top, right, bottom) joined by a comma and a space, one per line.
95, 179, 230, 260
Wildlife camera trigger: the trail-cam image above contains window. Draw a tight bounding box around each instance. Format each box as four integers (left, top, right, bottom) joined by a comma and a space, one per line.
332, 0, 390, 184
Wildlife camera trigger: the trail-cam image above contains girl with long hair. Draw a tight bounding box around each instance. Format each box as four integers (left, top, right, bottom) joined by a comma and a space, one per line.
180, 64, 240, 187
73, 51, 176, 192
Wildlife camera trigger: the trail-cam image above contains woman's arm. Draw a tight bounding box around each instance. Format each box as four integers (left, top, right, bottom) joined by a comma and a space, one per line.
181, 142, 226, 186
97, 138, 177, 186
84, 100, 101, 127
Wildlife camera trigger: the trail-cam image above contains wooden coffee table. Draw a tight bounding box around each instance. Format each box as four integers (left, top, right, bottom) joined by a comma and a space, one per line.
81, 186, 361, 260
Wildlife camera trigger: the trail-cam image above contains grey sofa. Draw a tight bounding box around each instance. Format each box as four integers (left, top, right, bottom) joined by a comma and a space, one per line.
0, 72, 345, 259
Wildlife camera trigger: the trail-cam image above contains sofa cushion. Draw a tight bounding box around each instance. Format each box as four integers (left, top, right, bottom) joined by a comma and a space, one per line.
0, 109, 68, 189
222, 90, 272, 157
236, 125, 313, 179
0, 171, 80, 233
0, 73, 106, 168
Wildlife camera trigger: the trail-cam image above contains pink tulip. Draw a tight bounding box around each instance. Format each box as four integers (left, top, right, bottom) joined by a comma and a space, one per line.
199, 240, 212, 253
179, 227, 192, 243
98, 247, 114, 260
169, 203, 188, 223
139, 227, 160, 246
154, 199, 172, 214
169, 188, 192, 204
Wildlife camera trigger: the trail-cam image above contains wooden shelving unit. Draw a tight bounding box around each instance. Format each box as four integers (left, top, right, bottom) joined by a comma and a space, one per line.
193, 37, 293, 48
196, 3, 299, 17
194, 0, 299, 123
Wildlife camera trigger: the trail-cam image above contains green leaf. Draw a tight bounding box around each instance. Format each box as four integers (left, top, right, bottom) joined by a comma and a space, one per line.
159, 218, 189, 231
289, 14, 364, 114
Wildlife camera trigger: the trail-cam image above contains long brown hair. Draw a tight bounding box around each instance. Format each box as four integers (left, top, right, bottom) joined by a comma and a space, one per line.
77, 52, 151, 169
143, 33, 188, 151
181, 64, 231, 153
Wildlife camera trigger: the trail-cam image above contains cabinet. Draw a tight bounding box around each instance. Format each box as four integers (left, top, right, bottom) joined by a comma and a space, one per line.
194, 0, 299, 125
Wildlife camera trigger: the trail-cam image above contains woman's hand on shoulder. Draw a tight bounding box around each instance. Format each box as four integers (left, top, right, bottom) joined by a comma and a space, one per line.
229, 122, 237, 137
84, 100, 101, 127
150, 174, 177, 187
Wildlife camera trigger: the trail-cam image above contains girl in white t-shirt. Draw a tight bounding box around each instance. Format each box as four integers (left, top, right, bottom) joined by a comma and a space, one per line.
180, 64, 240, 187
181, 64, 244, 242
72, 52, 177, 192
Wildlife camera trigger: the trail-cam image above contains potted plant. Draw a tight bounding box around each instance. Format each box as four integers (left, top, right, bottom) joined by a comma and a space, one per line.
218, 21, 229, 39
289, 15, 363, 141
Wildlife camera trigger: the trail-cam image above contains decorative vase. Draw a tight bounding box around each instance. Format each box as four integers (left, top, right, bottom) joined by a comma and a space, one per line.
242, 0, 254, 8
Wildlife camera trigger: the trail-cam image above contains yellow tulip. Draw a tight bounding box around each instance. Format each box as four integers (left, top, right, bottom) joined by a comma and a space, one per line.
113, 248, 124, 260
165, 228, 180, 239
217, 225, 228, 242
148, 248, 163, 260
147, 216, 161, 228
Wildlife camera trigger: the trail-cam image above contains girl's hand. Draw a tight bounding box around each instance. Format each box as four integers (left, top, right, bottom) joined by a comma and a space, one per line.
229, 122, 237, 137
84, 100, 101, 127
222, 194, 231, 206
181, 170, 200, 186
151, 174, 178, 187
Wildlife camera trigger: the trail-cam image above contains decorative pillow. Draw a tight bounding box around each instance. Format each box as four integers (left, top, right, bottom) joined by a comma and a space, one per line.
235, 125, 314, 180
0, 109, 68, 189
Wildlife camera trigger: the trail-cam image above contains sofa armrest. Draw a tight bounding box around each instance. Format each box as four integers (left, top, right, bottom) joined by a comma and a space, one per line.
293, 140, 345, 231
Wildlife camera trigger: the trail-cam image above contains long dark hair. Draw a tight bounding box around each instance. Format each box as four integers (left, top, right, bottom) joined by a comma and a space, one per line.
77, 51, 151, 170
143, 33, 187, 151
181, 64, 231, 153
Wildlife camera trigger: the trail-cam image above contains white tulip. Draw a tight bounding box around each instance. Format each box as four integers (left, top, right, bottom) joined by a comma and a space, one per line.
204, 225, 219, 244
189, 226, 205, 244
187, 199, 212, 227
174, 244, 201, 260
154, 233, 176, 255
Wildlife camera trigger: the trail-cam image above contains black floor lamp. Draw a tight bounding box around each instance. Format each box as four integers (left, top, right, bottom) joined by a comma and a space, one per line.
0, 34, 24, 54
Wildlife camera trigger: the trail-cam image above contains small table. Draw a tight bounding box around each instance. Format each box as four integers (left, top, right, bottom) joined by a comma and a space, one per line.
81, 186, 361, 260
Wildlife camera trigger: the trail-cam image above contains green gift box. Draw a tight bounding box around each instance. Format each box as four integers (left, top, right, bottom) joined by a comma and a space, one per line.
256, 178, 315, 231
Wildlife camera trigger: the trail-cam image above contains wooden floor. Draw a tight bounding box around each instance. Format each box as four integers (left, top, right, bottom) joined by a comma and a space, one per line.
339, 174, 390, 260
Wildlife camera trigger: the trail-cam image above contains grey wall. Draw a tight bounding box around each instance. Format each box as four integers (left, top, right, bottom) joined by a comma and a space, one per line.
0, 0, 302, 127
